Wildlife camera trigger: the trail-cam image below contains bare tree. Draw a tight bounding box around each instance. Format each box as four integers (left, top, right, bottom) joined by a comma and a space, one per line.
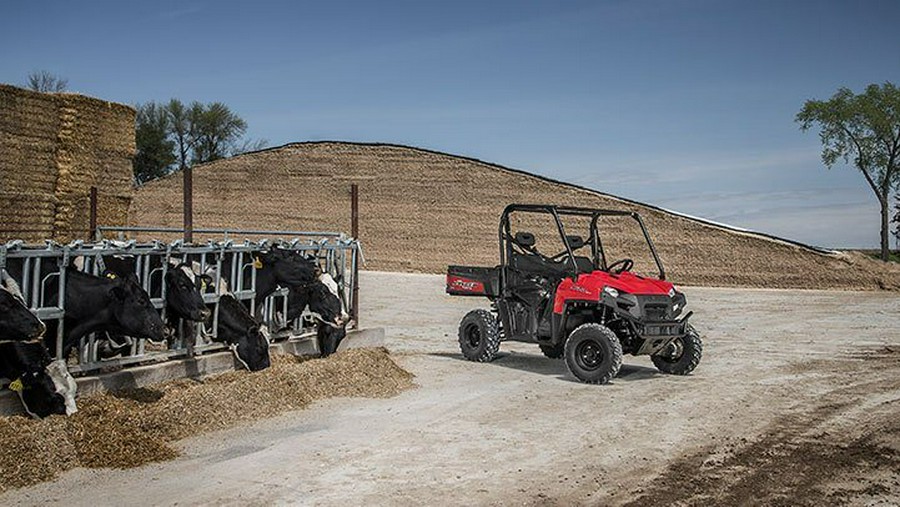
27, 70, 68, 93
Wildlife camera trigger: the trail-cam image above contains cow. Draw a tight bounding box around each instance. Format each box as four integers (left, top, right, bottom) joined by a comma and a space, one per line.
218, 247, 318, 306
41, 268, 167, 359
101, 256, 211, 323
0, 270, 45, 341
188, 262, 271, 371
0, 341, 77, 418
284, 272, 351, 357
208, 294, 271, 371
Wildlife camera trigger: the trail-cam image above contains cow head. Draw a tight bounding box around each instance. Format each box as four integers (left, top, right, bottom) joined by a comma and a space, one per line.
1, 342, 68, 419
307, 280, 349, 357
108, 279, 166, 343
256, 248, 317, 287
213, 294, 271, 372
0, 272, 45, 341
229, 324, 271, 372
164, 265, 212, 322
10, 371, 67, 418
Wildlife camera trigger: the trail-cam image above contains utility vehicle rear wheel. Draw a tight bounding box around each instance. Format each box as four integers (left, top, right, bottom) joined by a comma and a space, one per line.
458, 309, 500, 362
539, 344, 564, 359
651, 325, 702, 375
564, 323, 622, 384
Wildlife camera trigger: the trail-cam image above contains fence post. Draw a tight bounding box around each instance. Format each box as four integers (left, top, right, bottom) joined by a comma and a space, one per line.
89, 186, 98, 241
351, 183, 359, 326
183, 167, 193, 243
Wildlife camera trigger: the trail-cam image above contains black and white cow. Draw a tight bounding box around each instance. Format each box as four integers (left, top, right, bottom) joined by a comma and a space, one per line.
0, 341, 77, 418
189, 261, 271, 371
0, 270, 45, 341
1, 270, 77, 417
208, 294, 271, 371
98, 256, 212, 358
217, 247, 318, 306
285, 273, 351, 357
43, 268, 167, 358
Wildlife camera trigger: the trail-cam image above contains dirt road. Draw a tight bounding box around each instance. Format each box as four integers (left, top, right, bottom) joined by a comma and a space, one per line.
4, 272, 899, 506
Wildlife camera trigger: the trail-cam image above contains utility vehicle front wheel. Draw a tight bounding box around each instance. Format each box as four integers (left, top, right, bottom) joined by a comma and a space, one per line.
458, 309, 500, 362
651, 325, 702, 375
564, 323, 623, 384
539, 343, 565, 359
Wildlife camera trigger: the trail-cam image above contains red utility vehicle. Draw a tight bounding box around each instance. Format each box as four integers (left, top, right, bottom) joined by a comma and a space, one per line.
446, 204, 701, 384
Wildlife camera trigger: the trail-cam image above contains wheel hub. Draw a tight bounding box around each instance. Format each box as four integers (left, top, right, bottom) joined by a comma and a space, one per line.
663, 338, 684, 361
577, 341, 604, 370
466, 325, 482, 348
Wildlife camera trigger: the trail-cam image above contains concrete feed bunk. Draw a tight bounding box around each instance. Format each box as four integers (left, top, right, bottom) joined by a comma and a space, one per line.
130, 142, 900, 290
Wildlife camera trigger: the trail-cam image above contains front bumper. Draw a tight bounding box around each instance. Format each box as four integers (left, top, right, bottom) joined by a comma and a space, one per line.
633, 311, 693, 355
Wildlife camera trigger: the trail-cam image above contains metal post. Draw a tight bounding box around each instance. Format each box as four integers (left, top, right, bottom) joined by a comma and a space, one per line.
89, 186, 98, 241
350, 184, 359, 326
183, 167, 193, 244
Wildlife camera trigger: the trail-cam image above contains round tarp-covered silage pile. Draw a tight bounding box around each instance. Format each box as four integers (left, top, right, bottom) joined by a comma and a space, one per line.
0, 348, 415, 492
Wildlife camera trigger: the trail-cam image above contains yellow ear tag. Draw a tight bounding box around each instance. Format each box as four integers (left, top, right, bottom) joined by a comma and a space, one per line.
8, 378, 23, 393
201, 280, 208, 291
253, 257, 263, 269
106, 272, 117, 280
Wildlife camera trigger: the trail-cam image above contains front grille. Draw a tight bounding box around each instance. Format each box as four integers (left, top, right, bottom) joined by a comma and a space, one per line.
644, 304, 668, 321
637, 295, 671, 321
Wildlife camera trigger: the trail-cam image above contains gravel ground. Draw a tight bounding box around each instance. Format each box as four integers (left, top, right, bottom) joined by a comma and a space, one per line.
2, 271, 899, 506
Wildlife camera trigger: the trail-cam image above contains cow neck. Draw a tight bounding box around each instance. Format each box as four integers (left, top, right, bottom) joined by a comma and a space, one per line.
253, 266, 278, 302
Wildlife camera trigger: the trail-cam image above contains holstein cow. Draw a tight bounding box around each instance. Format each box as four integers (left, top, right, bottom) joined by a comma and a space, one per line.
0, 270, 45, 341
217, 247, 318, 306
192, 262, 271, 371
0, 341, 78, 418
209, 294, 271, 371
285, 272, 351, 357
99, 256, 212, 358
1, 270, 77, 417
42, 268, 166, 359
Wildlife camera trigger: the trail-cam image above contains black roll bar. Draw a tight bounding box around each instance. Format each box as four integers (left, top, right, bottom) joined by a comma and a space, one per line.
498, 204, 668, 295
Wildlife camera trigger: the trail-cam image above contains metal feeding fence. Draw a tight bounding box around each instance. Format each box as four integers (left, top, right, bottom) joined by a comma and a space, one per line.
0, 228, 361, 375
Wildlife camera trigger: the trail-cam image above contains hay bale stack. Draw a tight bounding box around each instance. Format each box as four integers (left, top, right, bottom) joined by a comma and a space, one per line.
0, 84, 135, 243
130, 141, 900, 290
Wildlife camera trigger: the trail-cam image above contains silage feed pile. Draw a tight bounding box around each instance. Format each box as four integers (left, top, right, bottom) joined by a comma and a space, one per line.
0, 348, 415, 492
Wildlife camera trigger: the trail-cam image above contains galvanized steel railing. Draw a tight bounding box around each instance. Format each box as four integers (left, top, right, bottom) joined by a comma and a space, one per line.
1, 233, 360, 375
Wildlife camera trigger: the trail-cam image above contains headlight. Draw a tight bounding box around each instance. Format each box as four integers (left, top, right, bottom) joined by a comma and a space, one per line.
668, 287, 676, 298
603, 286, 619, 298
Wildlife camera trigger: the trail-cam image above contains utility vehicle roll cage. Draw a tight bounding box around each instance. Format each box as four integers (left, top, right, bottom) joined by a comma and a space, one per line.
498, 204, 666, 294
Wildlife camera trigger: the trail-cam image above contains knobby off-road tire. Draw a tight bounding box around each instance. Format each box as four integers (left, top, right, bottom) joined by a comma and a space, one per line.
539, 343, 565, 359
564, 323, 623, 384
458, 309, 501, 362
651, 324, 702, 375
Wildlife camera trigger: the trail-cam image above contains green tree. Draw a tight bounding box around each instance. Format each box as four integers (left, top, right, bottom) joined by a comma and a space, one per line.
27, 70, 68, 92
166, 99, 204, 170
133, 102, 176, 184
796, 83, 900, 261
192, 102, 248, 163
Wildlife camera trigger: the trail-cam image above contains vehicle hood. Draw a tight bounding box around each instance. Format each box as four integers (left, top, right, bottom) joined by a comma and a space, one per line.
571, 271, 674, 296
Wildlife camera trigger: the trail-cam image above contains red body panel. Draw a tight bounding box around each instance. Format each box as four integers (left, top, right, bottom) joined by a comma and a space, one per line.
553, 271, 674, 313
446, 274, 486, 295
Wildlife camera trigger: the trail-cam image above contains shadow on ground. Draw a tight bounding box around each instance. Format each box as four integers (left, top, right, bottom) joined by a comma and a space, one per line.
428, 351, 663, 384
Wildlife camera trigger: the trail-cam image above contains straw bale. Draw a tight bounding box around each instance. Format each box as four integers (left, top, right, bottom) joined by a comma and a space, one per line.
131, 142, 900, 290
0, 84, 135, 243
0, 348, 414, 492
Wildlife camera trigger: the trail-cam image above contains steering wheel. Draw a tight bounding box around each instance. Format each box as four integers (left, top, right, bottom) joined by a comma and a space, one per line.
607, 258, 634, 274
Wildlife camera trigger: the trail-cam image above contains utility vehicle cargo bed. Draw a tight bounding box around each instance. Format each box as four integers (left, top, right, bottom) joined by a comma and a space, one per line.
446, 265, 500, 297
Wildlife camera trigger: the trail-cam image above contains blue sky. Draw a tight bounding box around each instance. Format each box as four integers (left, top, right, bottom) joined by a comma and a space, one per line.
3, 0, 899, 248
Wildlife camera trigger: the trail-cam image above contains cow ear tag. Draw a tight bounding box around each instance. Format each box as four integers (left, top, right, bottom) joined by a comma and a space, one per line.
106, 272, 117, 280
253, 257, 263, 269
8, 378, 23, 393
